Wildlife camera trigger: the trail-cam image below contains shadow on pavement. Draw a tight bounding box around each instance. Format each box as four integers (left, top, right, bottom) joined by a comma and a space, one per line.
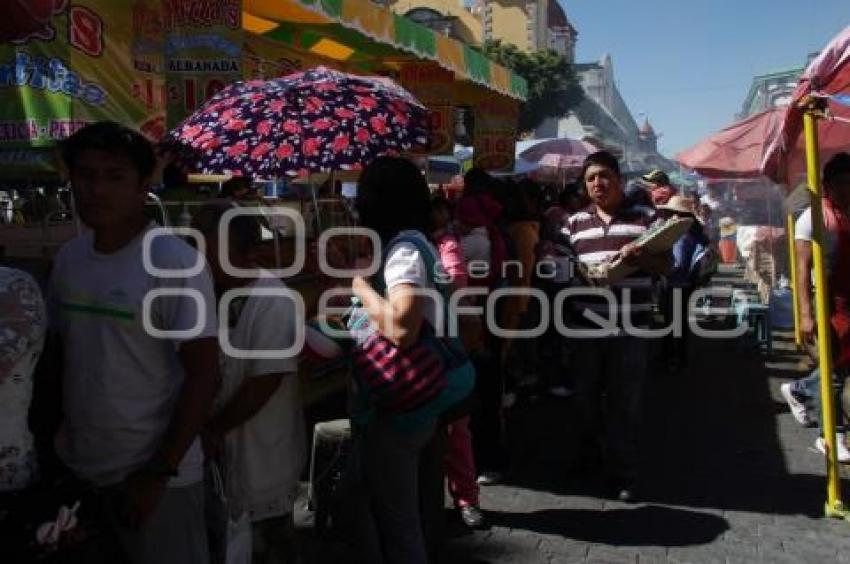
496, 282, 842, 521
487, 505, 729, 547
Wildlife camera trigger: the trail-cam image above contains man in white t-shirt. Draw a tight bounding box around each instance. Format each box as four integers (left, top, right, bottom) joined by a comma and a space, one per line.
192, 201, 306, 563
47, 122, 219, 563
781, 154, 850, 461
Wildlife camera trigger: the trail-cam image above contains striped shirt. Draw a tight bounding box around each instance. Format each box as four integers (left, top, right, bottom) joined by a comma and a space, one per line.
563, 203, 657, 330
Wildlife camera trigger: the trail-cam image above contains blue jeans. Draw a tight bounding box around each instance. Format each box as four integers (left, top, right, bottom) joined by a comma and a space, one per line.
347, 418, 435, 564
790, 368, 846, 434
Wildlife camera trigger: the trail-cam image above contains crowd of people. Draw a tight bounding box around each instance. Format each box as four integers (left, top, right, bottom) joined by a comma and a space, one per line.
0, 120, 724, 564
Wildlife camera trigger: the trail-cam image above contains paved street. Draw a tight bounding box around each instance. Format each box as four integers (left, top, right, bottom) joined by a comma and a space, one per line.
302, 265, 850, 563
442, 267, 850, 563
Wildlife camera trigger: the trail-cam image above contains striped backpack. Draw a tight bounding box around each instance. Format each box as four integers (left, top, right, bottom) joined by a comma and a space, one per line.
347, 232, 474, 421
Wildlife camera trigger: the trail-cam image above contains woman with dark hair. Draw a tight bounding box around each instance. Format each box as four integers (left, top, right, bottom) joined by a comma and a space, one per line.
348, 156, 441, 564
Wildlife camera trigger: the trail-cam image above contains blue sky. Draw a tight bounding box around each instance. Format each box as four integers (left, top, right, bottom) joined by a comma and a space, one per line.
562, 0, 848, 157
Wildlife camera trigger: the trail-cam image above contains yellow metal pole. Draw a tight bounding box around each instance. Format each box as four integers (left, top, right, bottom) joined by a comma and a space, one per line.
803, 107, 845, 518
787, 213, 803, 347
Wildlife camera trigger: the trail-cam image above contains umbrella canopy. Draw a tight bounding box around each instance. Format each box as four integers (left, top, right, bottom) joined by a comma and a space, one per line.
164, 66, 429, 178
762, 26, 850, 185
675, 108, 784, 179
518, 138, 597, 170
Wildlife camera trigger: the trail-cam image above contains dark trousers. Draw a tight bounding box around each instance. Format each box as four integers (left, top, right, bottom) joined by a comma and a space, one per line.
573, 336, 649, 481
661, 286, 694, 367
418, 424, 447, 563
469, 344, 507, 474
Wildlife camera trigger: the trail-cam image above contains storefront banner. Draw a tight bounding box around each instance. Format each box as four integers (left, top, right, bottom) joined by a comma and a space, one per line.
0, 0, 166, 147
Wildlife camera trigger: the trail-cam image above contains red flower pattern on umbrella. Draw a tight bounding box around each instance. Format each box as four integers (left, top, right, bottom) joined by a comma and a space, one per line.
251, 142, 273, 160
225, 141, 248, 158
283, 120, 301, 134
256, 120, 273, 136
163, 66, 429, 177
370, 116, 389, 136
393, 112, 409, 127
276, 144, 295, 160
357, 95, 378, 111
310, 118, 335, 131
331, 134, 350, 154
303, 138, 321, 157
355, 127, 371, 144
335, 108, 356, 120
305, 96, 325, 114
201, 137, 221, 151
182, 124, 203, 139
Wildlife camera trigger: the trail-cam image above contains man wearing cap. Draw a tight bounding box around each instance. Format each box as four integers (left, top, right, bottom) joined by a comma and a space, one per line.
642, 169, 678, 207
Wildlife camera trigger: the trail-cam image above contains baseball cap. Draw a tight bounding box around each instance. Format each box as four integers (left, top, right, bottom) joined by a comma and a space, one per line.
641, 169, 670, 186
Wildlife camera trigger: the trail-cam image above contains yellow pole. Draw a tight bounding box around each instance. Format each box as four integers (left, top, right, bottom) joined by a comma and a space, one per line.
787, 213, 803, 347
803, 107, 845, 518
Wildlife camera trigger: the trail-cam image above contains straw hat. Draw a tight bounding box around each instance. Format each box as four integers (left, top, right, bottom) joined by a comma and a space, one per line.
657, 194, 696, 215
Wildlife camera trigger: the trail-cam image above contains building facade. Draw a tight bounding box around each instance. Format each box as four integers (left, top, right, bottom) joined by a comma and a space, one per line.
387, 0, 484, 44
536, 54, 673, 174
387, 0, 576, 54
736, 66, 804, 120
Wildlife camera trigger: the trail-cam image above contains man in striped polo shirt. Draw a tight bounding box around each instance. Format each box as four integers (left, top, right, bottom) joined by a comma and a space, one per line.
564, 151, 672, 503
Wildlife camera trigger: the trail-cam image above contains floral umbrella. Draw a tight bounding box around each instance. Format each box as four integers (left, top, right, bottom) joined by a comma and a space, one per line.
163, 66, 430, 178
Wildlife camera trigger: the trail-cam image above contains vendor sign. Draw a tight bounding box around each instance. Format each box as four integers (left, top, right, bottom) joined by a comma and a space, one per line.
473, 97, 519, 172
400, 62, 454, 155
0, 0, 165, 147
163, 0, 243, 127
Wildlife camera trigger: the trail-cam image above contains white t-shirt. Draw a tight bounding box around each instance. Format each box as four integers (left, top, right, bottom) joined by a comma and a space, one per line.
49, 224, 217, 487
382, 230, 440, 330
218, 275, 305, 521
795, 207, 837, 276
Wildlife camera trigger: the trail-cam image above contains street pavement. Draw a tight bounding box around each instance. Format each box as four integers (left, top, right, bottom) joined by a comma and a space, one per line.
302, 265, 850, 563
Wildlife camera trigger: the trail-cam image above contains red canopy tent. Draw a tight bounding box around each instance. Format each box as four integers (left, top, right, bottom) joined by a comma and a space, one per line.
675, 108, 784, 178
762, 26, 850, 185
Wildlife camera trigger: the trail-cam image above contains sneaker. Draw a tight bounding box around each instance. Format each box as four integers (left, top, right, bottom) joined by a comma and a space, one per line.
548, 385, 573, 398
617, 485, 639, 503
459, 505, 486, 529
781, 383, 812, 426
476, 471, 503, 486
814, 436, 850, 463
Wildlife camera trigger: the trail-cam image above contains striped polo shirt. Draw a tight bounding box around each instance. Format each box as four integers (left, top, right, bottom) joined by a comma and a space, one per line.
563, 203, 657, 330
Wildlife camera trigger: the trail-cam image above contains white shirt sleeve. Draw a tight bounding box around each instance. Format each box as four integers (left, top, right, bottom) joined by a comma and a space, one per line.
245, 293, 298, 378
795, 208, 813, 242
383, 241, 429, 290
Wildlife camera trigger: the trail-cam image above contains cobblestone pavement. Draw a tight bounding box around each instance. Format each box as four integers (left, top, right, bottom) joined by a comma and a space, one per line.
302, 266, 850, 563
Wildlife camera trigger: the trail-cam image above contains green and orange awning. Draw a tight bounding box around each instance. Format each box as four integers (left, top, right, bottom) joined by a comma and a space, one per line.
243, 0, 527, 100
